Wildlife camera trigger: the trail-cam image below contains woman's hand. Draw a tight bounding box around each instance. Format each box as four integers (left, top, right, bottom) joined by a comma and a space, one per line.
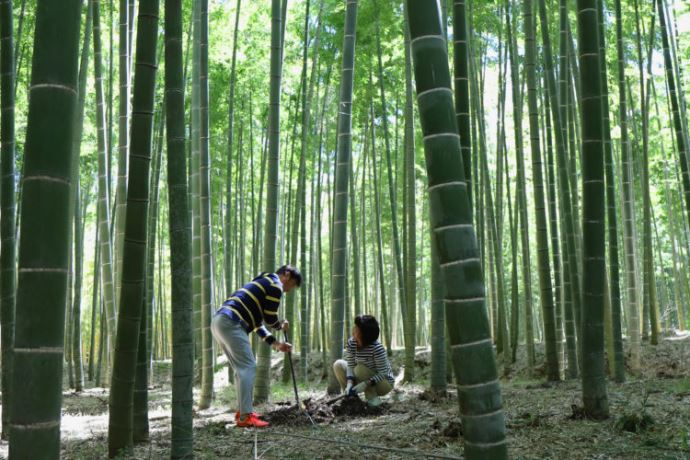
345, 381, 354, 395
352, 381, 369, 394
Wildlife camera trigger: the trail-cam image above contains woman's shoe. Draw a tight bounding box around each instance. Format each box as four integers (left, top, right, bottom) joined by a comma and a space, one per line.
367, 396, 381, 407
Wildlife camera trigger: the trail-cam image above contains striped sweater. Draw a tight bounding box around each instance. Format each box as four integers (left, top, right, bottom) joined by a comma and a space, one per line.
345, 337, 394, 385
220, 272, 283, 344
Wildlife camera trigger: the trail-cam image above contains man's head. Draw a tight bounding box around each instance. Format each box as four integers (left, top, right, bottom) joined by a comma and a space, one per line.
276, 264, 302, 293
353, 315, 380, 347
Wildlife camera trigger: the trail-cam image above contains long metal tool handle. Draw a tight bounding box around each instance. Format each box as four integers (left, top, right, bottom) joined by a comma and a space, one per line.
283, 330, 316, 427
283, 330, 300, 406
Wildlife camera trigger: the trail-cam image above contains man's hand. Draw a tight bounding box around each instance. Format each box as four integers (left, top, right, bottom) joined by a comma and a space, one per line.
272, 341, 292, 353
281, 320, 289, 332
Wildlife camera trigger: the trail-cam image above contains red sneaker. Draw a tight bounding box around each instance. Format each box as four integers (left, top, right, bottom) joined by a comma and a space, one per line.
235, 411, 263, 421
236, 413, 269, 428
235, 411, 261, 421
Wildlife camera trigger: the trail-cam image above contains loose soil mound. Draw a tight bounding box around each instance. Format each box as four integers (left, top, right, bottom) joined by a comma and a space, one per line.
264, 395, 386, 426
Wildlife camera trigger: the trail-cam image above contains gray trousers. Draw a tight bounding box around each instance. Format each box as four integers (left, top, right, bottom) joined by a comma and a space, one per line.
211, 313, 256, 416
333, 359, 393, 400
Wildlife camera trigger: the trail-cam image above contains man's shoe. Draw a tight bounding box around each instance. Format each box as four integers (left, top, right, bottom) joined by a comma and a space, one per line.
236, 413, 270, 428
235, 410, 263, 421
367, 396, 382, 407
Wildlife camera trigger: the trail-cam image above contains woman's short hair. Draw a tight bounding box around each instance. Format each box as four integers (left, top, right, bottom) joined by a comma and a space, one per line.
354, 315, 380, 346
276, 264, 303, 287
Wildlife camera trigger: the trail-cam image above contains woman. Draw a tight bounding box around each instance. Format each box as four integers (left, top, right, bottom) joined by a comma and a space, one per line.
333, 315, 394, 407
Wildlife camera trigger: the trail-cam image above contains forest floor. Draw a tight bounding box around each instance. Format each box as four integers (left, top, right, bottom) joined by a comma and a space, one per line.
0, 333, 688, 459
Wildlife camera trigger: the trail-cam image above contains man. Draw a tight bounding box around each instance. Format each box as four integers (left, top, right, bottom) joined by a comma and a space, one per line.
211, 264, 302, 428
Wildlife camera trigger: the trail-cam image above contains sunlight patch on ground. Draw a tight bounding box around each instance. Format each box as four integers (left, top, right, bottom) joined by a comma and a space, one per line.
665, 330, 690, 341
61, 388, 173, 440
61, 412, 109, 440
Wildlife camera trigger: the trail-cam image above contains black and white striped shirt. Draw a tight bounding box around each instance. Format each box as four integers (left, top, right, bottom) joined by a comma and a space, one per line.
345, 337, 394, 385
219, 272, 283, 344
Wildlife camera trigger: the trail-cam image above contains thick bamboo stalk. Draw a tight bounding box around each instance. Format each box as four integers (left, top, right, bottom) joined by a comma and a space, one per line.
108, 0, 160, 454
406, 1, 507, 457
224, 0, 241, 296
165, 0, 194, 452
327, 0, 358, 394
0, 0, 17, 438
576, 0, 610, 419
527, 0, 559, 381
255, 0, 285, 402
198, 0, 214, 410
8, 2, 81, 457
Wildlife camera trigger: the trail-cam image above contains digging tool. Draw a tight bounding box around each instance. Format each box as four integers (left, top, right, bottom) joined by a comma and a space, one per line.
283, 330, 316, 426
325, 394, 349, 405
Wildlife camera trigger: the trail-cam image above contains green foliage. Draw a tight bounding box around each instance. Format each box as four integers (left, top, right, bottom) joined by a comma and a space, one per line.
615, 412, 655, 433
681, 428, 690, 451
672, 378, 690, 395
615, 389, 655, 433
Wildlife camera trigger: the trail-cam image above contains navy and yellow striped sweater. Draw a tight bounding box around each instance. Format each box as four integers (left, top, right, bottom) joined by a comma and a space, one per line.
219, 272, 284, 344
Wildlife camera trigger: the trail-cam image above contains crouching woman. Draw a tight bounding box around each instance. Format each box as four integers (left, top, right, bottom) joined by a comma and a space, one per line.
333, 315, 394, 406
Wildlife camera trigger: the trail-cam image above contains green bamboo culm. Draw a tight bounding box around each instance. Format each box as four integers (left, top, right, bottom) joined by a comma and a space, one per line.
368, 100, 392, 350
405, 1, 507, 458
620, 1, 641, 372
641, 2, 659, 345
165, 0, 194, 455
452, 0, 472, 211
576, 0, 609, 420
0, 0, 16, 440
108, 0, 160, 456
373, 0, 408, 375
190, 0, 202, 380
69, 38, 83, 387
136, 109, 164, 439
557, 0, 579, 379
198, 0, 215, 410
656, 0, 687, 336
8, 1, 81, 458
254, 0, 283, 403
93, 0, 118, 384
657, 0, 690, 244
68, 0, 93, 395
298, 0, 313, 384
224, 0, 242, 296
537, 0, 580, 373
403, 0, 418, 386
610, 0, 628, 383
429, 226, 447, 392
132, 111, 164, 443
327, 0, 358, 395
540, 0, 582, 363
115, 0, 131, 313
72, 187, 87, 392
526, 0, 559, 382
505, 0, 535, 372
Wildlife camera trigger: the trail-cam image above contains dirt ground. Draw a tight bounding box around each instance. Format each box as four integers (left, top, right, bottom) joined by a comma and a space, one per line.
0, 334, 688, 459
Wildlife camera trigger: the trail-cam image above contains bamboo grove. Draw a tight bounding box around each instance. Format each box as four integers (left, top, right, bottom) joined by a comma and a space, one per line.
0, 0, 688, 458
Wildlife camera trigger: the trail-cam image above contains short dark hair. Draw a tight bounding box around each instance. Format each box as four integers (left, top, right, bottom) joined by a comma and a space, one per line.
276, 264, 302, 287
354, 315, 379, 346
